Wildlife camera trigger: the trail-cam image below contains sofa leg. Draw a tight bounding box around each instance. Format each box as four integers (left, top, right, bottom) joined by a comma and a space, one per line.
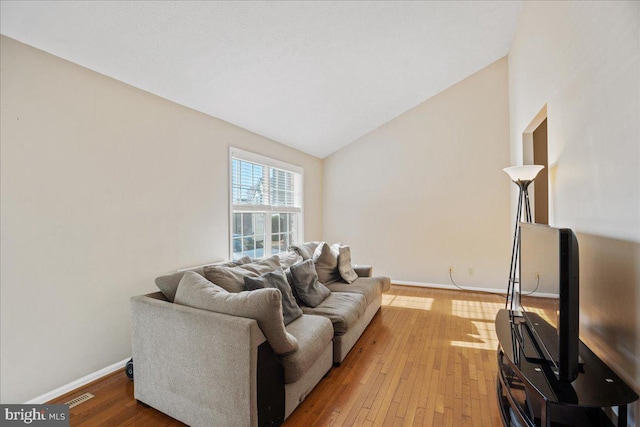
136, 400, 150, 408
257, 342, 285, 426
323, 368, 332, 379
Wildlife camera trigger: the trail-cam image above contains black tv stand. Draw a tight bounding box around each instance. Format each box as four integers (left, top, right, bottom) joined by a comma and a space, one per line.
495, 309, 638, 427
512, 312, 584, 373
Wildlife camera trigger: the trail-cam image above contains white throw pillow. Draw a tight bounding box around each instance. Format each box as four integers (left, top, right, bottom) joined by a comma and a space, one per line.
337, 245, 358, 284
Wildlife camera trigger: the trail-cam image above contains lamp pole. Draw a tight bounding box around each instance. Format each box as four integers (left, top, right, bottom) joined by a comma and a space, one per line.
503, 165, 544, 313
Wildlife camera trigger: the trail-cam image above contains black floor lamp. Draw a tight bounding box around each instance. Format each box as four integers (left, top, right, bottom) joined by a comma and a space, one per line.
504, 165, 544, 312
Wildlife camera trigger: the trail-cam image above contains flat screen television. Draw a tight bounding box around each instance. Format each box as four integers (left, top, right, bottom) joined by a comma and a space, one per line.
519, 222, 580, 383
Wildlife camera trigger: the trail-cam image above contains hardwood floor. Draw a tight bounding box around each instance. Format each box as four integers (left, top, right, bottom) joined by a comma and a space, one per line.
50, 285, 554, 426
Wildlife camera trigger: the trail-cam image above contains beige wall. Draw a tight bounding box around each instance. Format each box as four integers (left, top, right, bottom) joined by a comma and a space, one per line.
508, 0, 640, 403
323, 58, 512, 289
0, 36, 322, 403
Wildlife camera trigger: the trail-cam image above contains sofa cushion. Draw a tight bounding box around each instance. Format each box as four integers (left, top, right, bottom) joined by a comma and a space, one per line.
326, 276, 386, 305
203, 264, 258, 293
277, 250, 303, 269
301, 292, 367, 336
238, 255, 281, 275
288, 260, 331, 307
214, 256, 251, 268
174, 271, 298, 355
234, 255, 252, 265
336, 245, 358, 284
313, 242, 342, 285
289, 241, 320, 261
244, 268, 303, 325
380, 276, 391, 292
281, 314, 333, 384
354, 265, 373, 278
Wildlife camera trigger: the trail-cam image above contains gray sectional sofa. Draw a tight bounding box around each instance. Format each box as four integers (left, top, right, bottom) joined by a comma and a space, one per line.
130, 242, 390, 427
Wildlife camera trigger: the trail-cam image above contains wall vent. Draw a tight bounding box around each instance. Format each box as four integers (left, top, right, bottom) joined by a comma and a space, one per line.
65, 392, 95, 408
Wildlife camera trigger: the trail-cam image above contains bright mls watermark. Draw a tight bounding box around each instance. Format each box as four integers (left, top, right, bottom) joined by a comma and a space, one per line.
1, 405, 68, 426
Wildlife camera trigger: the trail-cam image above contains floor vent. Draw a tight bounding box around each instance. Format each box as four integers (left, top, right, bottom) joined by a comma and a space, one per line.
65, 392, 95, 408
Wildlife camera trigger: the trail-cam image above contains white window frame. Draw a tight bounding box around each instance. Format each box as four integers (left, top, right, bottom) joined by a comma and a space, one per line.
229, 147, 304, 260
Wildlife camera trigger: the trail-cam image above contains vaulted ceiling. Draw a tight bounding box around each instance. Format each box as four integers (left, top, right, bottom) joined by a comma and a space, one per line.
0, 1, 521, 158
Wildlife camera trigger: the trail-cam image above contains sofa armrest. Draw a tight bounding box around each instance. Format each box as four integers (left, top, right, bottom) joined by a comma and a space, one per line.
354, 265, 373, 278
131, 292, 266, 427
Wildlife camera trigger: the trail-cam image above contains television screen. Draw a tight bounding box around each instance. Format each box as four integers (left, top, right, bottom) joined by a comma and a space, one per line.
519, 223, 579, 382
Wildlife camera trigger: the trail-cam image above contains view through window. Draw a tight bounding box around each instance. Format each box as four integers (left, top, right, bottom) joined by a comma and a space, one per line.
230, 148, 303, 260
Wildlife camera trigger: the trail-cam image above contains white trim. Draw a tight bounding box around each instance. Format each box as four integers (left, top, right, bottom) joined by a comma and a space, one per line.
24, 357, 130, 404
519, 291, 559, 299
228, 147, 234, 259
232, 205, 302, 213
393, 280, 505, 294
392, 280, 559, 299
229, 147, 303, 175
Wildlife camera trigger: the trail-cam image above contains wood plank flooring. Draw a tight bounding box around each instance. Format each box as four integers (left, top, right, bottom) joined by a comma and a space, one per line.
50, 285, 554, 426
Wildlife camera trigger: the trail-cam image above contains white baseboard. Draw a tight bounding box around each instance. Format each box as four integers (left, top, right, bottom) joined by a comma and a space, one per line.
392, 280, 559, 299
392, 280, 506, 294
25, 357, 130, 404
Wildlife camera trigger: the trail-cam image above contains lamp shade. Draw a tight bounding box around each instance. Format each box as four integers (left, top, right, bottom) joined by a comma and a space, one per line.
503, 165, 544, 182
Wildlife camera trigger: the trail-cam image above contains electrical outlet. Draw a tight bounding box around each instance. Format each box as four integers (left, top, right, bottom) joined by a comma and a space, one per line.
468, 268, 474, 275
449, 266, 454, 273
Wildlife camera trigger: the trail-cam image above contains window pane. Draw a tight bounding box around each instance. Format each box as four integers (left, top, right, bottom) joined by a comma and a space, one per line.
289, 215, 298, 245
242, 213, 253, 235
232, 160, 265, 205
267, 213, 298, 254
243, 235, 255, 253
233, 158, 299, 208
267, 168, 295, 207
233, 213, 241, 235
280, 213, 289, 233
255, 235, 265, 259
232, 238, 243, 260
233, 212, 264, 258
269, 233, 285, 255
252, 164, 264, 204
255, 213, 265, 235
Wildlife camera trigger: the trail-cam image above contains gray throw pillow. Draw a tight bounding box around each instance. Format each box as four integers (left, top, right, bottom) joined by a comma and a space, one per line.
175, 271, 298, 355
238, 255, 281, 275
155, 271, 186, 302
284, 268, 299, 303
203, 264, 258, 293
155, 258, 252, 300
244, 268, 303, 325
289, 241, 321, 260
313, 242, 342, 285
337, 245, 358, 284
289, 259, 331, 307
